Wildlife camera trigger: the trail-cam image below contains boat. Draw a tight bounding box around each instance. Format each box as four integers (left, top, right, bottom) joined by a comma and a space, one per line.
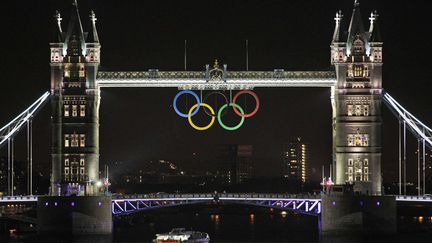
153, 228, 210, 243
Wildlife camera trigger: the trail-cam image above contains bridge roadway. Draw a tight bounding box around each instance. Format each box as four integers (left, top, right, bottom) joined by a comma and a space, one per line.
2, 194, 432, 217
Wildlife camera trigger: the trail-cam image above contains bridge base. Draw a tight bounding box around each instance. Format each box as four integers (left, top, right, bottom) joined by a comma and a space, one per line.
37, 196, 112, 235
320, 195, 396, 235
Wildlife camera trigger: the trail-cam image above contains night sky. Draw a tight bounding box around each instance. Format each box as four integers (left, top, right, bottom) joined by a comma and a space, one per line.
0, 0, 431, 183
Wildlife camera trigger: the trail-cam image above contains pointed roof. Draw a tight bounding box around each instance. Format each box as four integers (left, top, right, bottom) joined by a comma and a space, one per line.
347, 0, 367, 44
64, 0, 85, 49
52, 10, 63, 42
332, 10, 346, 43
87, 10, 100, 43
368, 11, 382, 43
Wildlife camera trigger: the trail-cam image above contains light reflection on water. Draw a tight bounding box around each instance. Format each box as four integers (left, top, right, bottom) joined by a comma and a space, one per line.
2, 212, 432, 243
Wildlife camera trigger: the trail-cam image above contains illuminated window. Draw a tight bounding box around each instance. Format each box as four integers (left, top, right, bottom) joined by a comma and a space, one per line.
354, 105, 361, 116
80, 158, 85, 166
79, 134, 85, 147
65, 158, 69, 166
64, 135, 70, 147
363, 105, 369, 116
347, 135, 354, 146
71, 134, 79, 147
80, 167, 85, 175
64, 105, 70, 117
51, 50, 61, 62
64, 167, 70, 175
353, 38, 364, 54
362, 135, 369, 146
347, 65, 353, 78
79, 65, 85, 77
363, 65, 369, 77
72, 168, 78, 175
347, 133, 369, 147
72, 105, 78, 117
354, 65, 363, 77
364, 159, 369, 166
354, 159, 362, 181
64, 69, 70, 78
79, 105, 85, 117
364, 167, 369, 181
347, 105, 354, 116
347, 166, 353, 182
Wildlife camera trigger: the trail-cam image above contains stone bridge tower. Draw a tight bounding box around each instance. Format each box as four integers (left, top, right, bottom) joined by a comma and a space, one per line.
330, 1, 383, 195
49, 1, 101, 196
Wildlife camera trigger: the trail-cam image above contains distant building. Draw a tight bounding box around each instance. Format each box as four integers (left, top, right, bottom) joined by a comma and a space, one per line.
217, 144, 253, 184
282, 137, 308, 182
0, 157, 27, 196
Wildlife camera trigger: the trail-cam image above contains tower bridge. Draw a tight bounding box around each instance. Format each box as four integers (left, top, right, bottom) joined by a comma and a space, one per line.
0, 0, 432, 236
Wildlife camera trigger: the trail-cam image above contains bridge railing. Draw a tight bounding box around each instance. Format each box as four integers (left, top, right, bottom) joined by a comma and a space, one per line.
111, 193, 321, 200
218, 193, 321, 199
395, 195, 432, 202
0, 195, 38, 202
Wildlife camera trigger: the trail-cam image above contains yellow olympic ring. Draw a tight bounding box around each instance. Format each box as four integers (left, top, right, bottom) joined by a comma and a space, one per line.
187, 103, 215, 131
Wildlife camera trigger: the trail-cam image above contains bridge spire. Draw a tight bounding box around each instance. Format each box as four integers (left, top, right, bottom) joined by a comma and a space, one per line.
347, 0, 367, 54
64, 0, 85, 53
87, 10, 100, 43
368, 10, 382, 42
52, 10, 63, 42
332, 10, 345, 43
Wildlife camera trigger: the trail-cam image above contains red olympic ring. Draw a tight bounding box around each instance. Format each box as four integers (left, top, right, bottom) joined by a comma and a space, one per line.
232, 90, 260, 118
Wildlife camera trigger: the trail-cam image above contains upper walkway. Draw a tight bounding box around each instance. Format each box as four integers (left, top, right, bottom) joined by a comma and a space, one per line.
96, 71, 336, 89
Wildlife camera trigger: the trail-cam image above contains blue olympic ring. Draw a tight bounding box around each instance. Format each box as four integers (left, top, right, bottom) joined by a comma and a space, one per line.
173, 90, 201, 118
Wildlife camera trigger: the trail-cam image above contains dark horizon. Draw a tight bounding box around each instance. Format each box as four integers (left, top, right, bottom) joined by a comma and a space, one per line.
1, 0, 431, 186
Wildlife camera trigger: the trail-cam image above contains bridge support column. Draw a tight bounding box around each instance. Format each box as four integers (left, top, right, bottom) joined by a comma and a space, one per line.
320, 194, 396, 235
37, 196, 112, 235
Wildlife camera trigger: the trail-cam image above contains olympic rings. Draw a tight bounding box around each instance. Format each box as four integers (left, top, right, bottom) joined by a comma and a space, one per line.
217, 103, 245, 131
173, 89, 259, 131
173, 90, 201, 118
232, 90, 260, 118
188, 103, 215, 131
202, 91, 229, 117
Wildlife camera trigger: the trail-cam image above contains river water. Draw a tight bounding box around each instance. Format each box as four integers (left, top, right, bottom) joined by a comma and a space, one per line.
3, 205, 432, 243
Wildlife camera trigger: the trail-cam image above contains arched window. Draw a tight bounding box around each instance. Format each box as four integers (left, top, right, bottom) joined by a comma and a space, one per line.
352, 37, 364, 55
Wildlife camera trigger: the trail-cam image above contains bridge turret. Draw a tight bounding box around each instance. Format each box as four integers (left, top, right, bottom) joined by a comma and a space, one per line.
50, 0, 101, 197
330, 10, 346, 64
331, 0, 383, 195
